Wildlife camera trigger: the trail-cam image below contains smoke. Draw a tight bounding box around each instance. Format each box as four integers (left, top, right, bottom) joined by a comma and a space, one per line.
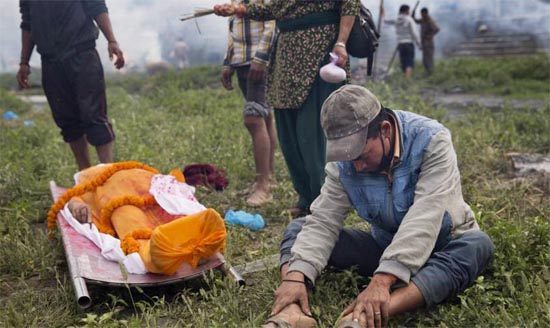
1, 0, 549, 72
362, 0, 550, 60
0, 0, 227, 72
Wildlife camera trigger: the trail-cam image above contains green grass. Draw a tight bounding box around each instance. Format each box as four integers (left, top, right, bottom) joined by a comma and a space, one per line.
386, 52, 550, 100
1, 56, 549, 327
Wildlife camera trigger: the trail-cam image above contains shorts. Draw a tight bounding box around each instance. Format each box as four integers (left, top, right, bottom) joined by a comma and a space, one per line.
235, 65, 272, 118
41, 48, 115, 146
398, 43, 415, 72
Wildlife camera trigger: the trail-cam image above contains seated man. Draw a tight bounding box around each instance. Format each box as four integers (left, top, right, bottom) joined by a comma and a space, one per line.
48, 161, 227, 275
265, 85, 494, 328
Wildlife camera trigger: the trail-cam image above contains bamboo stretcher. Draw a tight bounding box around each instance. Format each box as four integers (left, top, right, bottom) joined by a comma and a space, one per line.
49, 181, 243, 309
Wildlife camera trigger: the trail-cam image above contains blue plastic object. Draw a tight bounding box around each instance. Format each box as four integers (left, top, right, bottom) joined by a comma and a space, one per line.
3, 111, 19, 120
23, 120, 36, 127
224, 210, 265, 231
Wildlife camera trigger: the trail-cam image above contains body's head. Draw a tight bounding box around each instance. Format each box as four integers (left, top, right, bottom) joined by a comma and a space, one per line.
399, 5, 410, 15
421, 7, 429, 19
321, 85, 394, 173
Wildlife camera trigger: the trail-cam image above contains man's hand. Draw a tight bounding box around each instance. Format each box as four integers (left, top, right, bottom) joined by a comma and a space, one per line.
16, 64, 31, 89
271, 271, 312, 317
108, 41, 125, 69
341, 273, 396, 328
332, 45, 348, 68
213, 3, 245, 17
221, 68, 234, 90
248, 61, 266, 82
68, 200, 92, 225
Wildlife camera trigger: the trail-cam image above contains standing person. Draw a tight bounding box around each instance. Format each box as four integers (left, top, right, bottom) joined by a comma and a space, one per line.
173, 38, 189, 70
17, 0, 125, 171
220, 0, 277, 207
214, 0, 360, 217
413, 7, 440, 75
382, 4, 421, 80
266, 85, 494, 327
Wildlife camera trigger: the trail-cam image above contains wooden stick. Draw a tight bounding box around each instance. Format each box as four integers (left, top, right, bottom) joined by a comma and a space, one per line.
180, 8, 215, 22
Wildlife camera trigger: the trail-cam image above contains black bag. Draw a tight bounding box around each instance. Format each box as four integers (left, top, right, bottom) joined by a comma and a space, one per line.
346, 5, 380, 75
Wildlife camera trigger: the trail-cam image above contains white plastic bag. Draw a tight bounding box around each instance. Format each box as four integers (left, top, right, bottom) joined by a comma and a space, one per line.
320, 52, 346, 83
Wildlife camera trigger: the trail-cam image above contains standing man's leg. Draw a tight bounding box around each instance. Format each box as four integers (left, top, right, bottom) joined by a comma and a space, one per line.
399, 43, 415, 80
69, 136, 92, 170
236, 66, 275, 206
42, 58, 92, 170
75, 49, 115, 165
423, 44, 435, 75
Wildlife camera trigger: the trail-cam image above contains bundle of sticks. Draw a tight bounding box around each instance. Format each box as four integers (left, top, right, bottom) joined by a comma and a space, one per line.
180, 8, 215, 22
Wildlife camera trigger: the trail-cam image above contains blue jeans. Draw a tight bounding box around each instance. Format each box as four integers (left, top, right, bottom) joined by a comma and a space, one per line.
280, 218, 494, 307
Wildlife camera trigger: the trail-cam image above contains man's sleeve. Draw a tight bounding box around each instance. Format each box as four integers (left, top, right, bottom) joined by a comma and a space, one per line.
252, 19, 276, 65
81, 0, 108, 19
20, 0, 31, 31
375, 129, 463, 283
288, 162, 352, 284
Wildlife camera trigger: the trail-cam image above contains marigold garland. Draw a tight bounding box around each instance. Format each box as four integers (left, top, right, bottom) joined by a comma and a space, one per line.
98, 195, 156, 236
120, 229, 153, 254
47, 161, 159, 236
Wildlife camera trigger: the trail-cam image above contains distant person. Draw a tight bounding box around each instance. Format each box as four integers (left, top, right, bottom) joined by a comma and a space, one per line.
214, 0, 360, 217
173, 38, 189, 70
382, 4, 421, 80
17, 0, 125, 171
413, 7, 440, 75
220, 0, 277, 207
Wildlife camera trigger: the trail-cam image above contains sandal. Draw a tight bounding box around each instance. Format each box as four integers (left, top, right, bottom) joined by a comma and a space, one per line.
261, 304, 317, 328
246, 186, 272, 207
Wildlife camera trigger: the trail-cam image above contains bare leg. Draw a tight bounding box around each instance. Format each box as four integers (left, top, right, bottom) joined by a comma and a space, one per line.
405, 67, 413, 80
96, 141, 113, 164
244, 115, 273, 206
69, 136, 91, 171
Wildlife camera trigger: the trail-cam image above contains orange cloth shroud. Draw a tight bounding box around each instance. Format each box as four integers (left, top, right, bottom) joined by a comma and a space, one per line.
49, 161, 227, 275
140, 208, 227, 275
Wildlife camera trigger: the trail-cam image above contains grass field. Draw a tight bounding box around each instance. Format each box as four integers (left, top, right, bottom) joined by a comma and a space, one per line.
1, 55, 549, 327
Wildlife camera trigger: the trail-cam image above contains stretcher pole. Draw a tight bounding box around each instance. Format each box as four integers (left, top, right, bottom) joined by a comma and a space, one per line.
50, 181, 92, 309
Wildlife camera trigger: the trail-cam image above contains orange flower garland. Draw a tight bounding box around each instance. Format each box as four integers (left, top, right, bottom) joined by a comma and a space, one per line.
98, 195, 157, 236
47, 161, 159, 236
120, 228, 153, 254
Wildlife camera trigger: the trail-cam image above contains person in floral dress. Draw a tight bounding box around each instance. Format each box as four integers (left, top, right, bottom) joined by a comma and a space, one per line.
214, 0, 360, 217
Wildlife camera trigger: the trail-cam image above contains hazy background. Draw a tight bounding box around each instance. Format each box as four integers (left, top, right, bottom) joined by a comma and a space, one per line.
0, 0, 549, 73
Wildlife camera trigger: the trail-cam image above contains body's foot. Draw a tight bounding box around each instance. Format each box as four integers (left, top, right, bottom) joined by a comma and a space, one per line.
261, 303, 316, 328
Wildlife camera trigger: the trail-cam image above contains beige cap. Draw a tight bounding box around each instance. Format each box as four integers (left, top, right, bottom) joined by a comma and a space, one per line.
321, 85, 382, 162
